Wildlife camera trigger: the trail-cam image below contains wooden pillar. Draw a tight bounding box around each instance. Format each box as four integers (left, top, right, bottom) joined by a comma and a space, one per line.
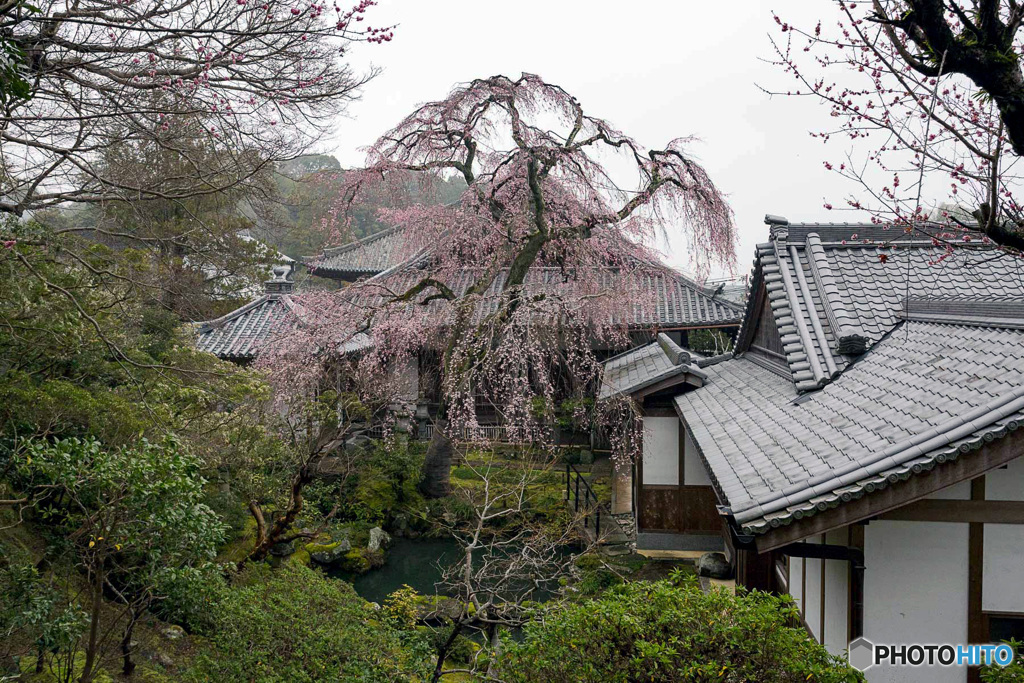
736, 548, 774, 592
847, 524, 865, 642
968, 476, 986, 683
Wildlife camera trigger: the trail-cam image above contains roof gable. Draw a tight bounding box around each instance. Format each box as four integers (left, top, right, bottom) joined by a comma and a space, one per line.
734, 221, 1024, 391
599, 333, 709, 399
676, 217, 1024, 539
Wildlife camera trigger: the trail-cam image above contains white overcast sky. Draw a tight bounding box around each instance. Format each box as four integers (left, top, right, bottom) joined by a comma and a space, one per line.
324, 1, 866, 279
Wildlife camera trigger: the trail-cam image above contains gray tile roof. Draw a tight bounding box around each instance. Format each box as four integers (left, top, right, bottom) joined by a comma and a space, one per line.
201, 224, 743, 361
676, 220, 1024, 536
677, 320, 1024, 535
361, 264, 743, 329
196, 289, 373, 361
599, 333, 707, 399
306, 225, 743, 326
735, 223, 1024, 391
195, 294, 293, 361
196, 263, 742, 362
306, 225, 408, 278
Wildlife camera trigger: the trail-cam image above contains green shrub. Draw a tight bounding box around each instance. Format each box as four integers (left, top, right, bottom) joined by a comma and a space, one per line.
186, 563, 432, 682
576, 567, 621, 596
350, 440, 425, 526
382, 585, 421, 630
982, 640, 1024, 682
497, 578, 862, 683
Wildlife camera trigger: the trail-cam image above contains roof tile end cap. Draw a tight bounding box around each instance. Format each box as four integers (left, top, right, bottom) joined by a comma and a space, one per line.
657, 332, 690, 366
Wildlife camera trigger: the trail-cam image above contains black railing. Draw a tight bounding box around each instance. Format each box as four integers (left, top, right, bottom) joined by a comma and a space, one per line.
565, 463, 601, 539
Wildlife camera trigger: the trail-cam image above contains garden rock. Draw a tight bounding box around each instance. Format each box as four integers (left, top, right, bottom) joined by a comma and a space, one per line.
160, 624, 186, 641
153, 652, 175, 669
309, 538, 352, 566
697, 552, 731, 579
368, 527, 391, 551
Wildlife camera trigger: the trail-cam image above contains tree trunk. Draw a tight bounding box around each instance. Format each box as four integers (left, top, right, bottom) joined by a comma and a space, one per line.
486, 623, 502, 679
121, 609, 138, 677
420, 420, 453, 498
245, 465, 312, 564
429, 619, 464, 683
79, 572, 104, 683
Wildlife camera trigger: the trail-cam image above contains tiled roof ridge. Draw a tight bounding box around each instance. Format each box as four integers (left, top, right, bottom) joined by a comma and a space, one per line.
317, 224, 404, 259
805, 233, 869, 354
731, 379, 1024, 527
695, 351, 733, 368
766, 233, 828, 391
197, 294, 275, 332
656, 332, 690, 365
775, 221, 942, 244
901, 296, 1024, 329
786, 239, 839, 378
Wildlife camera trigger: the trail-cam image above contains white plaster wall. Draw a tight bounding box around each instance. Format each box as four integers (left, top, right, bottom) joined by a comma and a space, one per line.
864, 521, 968, 683
790, 555, 804, 612
824, 529, 850, 656
683, 430, 712, 486
983, 455, 1024, 613
985, 456, 1024, 501
642, 417, 678, 485
984, 524, 1024, 613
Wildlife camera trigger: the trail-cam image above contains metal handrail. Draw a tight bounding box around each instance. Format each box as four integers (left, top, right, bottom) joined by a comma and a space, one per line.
565, 463, 601, 539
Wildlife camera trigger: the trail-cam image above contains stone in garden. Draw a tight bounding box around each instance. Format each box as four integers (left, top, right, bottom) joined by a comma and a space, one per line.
269, 540, 295, 557
697, 551, 731, 579
368, 527, 391, 551
153, 652, 175, 668
160, 624, 185, 641
309, 538, 352, 565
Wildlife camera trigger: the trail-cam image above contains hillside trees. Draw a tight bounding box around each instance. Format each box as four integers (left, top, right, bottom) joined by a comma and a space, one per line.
0, 0, 393, 375
266, 73, 737, 497
4, 437, 224, 682
1, 0, 389, 216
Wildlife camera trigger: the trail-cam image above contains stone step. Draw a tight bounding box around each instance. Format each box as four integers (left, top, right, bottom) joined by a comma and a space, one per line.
599, 544, 633, 557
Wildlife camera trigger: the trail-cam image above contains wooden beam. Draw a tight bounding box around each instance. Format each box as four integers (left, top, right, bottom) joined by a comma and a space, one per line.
643, 406, 676, 417
634, 373, 703, 401
879, 499, 1024, 524
752, 432, 1024, 552
820, 546, 826, 644
777, 542, 864, 563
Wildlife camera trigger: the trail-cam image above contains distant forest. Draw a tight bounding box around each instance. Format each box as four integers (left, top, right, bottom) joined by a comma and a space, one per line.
262, 154, 467, 260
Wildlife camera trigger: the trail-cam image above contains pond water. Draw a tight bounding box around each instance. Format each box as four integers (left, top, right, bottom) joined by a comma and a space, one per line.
328, 537, 463, 605
329, 536, 576, 606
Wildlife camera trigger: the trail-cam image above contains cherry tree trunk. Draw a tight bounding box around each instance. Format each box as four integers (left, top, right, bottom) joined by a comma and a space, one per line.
420, 420, 454, 499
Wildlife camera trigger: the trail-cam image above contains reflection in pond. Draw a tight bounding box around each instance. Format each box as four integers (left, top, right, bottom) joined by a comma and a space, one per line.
328, 537, 462, 605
